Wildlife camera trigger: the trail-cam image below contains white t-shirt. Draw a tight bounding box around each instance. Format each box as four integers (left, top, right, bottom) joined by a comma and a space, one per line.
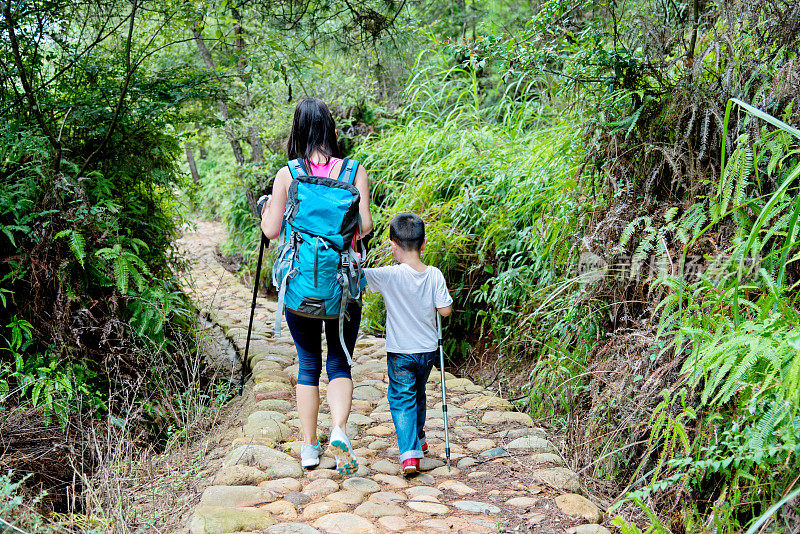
363, 264, 453, 353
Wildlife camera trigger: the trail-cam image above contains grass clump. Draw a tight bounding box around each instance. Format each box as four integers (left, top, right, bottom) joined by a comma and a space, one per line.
356, 64, 603, 388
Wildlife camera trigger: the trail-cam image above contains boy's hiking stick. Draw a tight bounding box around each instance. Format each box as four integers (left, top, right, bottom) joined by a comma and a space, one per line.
437, 313, 451, 471
241, 232, 268, 395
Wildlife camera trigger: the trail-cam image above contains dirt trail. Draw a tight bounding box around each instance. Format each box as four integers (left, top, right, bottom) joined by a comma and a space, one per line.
179, 220, 610, 534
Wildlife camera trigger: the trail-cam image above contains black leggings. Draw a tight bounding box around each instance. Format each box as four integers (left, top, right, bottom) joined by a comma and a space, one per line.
285, 303, 361, 386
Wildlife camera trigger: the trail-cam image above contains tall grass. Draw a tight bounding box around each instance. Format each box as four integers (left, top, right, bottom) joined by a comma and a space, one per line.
355, 64, 604, 387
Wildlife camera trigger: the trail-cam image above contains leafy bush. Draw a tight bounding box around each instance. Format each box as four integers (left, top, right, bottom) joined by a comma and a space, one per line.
616, 100, 800, 531
354, 61, 604, 377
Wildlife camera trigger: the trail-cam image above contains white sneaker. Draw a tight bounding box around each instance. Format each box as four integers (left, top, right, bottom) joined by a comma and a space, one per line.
329, 426, 358, 476
300, 442, 322, 469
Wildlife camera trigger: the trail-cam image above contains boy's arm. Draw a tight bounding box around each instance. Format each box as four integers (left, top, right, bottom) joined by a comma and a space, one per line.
437, 304, 453, 317
363, 267, 384, 293
434, 267, 453, 317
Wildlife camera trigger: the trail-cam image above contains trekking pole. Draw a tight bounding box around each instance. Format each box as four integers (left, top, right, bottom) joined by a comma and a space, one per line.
241, 232, 268, 396
437, 313, 451, 471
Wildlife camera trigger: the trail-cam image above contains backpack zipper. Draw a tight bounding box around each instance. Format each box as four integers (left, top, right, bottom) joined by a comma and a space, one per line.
314, 237, 320, 287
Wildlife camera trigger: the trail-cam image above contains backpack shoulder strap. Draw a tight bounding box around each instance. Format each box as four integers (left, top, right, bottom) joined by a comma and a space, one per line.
336, 158, 359, 185
288, 158, 309, 179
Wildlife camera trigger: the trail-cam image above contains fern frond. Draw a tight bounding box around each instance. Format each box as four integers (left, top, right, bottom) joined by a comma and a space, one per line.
720, 142, 743, 215
734, 144, 752, 206
706, 338, 759, 405
69, 231, 86, 268
784, 338, 800, 408
762, 208, 792, 245
620, 216, 650, 250
751, 401, 787, 451
129, 238, 150, 254
632, 232, 657, 274
114, 254, 130, 294
759, 268, 779, 302
54, 229, 87, 267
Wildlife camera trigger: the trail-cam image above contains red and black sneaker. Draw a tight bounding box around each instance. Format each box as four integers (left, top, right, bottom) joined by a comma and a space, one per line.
421, 442, 428, 454
402, 458, 420, 476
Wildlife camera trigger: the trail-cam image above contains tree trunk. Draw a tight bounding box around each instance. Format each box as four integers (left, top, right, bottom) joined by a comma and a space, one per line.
248, 125, 264, 162
231, 7, 265, 163
191, 25, 246, 165
185, 143, 200, 184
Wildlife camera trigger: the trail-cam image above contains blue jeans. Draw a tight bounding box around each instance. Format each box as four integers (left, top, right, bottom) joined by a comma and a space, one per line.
285, 303, 361, 386
387, 350, 437, 461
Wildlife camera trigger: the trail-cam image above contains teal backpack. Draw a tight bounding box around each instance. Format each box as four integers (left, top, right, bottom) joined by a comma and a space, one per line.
272, 158, 366, 365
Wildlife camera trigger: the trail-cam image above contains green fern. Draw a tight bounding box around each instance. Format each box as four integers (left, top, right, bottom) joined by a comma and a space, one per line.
677, 203, 707, 245
69, 231, 86, 268
734, 143, 752, 208
683, 316, 799, 407
53, 229, 87, 267
715, 134, 750, 220
96, 243, 151, 295
750, 400, 788, 452
611, 497, 672, 534
631, 232, 657, 276
620, 205, 712, 280
620, 216, 651, 250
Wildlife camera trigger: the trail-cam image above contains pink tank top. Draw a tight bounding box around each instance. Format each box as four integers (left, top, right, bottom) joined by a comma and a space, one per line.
306, 157, 342, 178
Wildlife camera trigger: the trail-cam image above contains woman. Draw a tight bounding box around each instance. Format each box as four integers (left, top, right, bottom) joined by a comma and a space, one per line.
258, 98, 373, 474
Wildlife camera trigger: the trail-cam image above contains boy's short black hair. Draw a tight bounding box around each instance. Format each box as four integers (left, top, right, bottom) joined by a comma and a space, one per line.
389, 212, 425, 251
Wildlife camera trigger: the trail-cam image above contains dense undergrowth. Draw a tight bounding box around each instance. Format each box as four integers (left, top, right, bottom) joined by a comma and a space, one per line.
0, 2, 239, 527
4, 0, 800, 531
355, 67, 599, 366
0, 79, 232, 520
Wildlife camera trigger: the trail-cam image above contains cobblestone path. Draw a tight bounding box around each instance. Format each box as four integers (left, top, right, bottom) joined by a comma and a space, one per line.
180, 220, 610, 534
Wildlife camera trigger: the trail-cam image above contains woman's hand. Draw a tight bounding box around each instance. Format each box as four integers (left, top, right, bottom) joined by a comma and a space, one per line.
261, 168, 291, 239
257, 194, 272, 217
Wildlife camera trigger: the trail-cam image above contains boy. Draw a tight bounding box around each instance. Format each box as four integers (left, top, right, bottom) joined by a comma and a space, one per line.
363, 213, 453, 475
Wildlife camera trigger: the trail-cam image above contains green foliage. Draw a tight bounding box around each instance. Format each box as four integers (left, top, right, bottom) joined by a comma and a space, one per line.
0, 0, 205, 450
54, 229, 87, 268
0, 472, 54, 533
96, 240, 152, 295
622, 97, 800, 531
355, 62, 599, 365
346, 4, 800, 531
612, 498, 670, 534
7, 0, 790, 530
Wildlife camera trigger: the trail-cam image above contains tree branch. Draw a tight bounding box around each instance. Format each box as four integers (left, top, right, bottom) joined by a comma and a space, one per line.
192, 23, 245, 165
2, 0, 61, 169
76, 0, 139, 178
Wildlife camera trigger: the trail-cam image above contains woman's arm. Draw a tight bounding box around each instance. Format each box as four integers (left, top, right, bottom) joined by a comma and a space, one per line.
437, 305, 453, 317
260, 167, 291, 239
354, 165, 373, 235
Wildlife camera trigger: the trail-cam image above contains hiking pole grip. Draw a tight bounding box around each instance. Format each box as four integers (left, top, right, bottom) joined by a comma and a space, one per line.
438, 313, 451, 471
241, 232, 268, 396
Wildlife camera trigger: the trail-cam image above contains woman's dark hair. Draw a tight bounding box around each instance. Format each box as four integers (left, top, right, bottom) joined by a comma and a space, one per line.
286, 98, 342, 163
